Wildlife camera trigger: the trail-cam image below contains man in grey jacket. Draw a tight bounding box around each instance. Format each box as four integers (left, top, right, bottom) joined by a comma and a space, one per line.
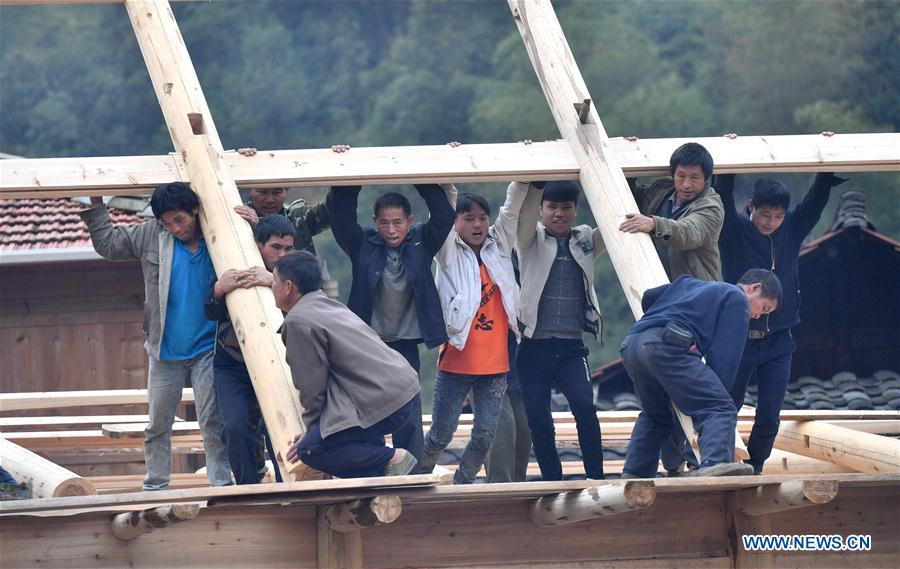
275, 251, 420, 478
621, 142, 724, 282
79, 183, 231, 490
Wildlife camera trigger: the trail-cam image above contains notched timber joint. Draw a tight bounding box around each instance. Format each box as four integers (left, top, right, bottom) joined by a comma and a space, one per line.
574, 98, 591, 124
188, 113, 206, 135
322, 495, 402, 532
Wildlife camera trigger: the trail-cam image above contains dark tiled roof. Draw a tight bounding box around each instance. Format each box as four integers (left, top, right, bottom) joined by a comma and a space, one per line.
746, 370, 900, 411
0, 199, 142, 250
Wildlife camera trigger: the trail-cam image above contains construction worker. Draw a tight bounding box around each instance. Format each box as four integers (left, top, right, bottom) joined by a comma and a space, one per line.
419, 184, 527, 484
205, 214, 297, 484
80, 183, 231, 490
714, 143, 846, 473
276, 251, 420, 478
515, 180, 606, 481
329, 146, 455, 471
621, 269, 782, 478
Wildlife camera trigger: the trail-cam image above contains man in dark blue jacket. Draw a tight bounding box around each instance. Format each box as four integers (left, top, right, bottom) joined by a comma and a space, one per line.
714, 169, 845, 473
622, 270, 782, 478
331, 182, 455, 469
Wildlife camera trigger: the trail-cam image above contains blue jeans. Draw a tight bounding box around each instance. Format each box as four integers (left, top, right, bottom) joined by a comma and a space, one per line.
296, 396, 416, 479
213, 348, 282, 485
144, 351, 232, 490
621, 328, 737, 478
386, 339, 425, 472
729, 329, 795, 472
517, 338, 604, 480
421, 371, 507, 484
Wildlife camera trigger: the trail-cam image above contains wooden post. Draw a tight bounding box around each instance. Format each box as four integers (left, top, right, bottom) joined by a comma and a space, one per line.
322, 495, 402, 532
530, 481, 656, 527
317, 508, 364, 569
507, 0, 744, 464
123, 0, 310, 479
0, 437, 95, 498
110, 503, 200, 540
775, 420, 900, 473
737, 480, 839, 516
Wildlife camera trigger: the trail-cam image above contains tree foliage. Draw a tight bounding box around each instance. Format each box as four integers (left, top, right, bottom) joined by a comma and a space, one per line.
1, 0, 897, 399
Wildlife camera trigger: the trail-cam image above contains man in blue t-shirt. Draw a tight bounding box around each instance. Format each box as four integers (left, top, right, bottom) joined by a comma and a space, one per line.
621, 269, 782, 478
80, 182, 231, 490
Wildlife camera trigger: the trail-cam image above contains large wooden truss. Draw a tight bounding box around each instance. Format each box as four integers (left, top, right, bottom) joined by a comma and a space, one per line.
1, 0, 899, 567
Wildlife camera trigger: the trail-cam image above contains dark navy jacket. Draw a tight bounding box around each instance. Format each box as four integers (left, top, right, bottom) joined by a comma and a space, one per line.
715, 173, 836, 334
631, 276, 750, 389
331, 184, 454, 349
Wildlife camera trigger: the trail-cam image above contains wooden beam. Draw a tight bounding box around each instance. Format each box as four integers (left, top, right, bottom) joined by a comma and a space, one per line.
0, 436, 95, 497
774, 420, 900, 473
322, 495, 402, 532
530, 480, 656, 526
736, 479, 839, 516
2, 133, 897, 199
0, 415, 171, 430
110, 503, 200, 540
123, 0, 308, 479
0, 388, 194, 412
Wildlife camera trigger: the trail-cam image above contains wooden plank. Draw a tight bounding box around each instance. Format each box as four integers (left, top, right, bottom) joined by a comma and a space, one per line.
0, 415, 176, 430
0, 389, 194, 412
3, 133, 898, 198
0, 472, 446, 515
101, 421, 197, 439
0, 437, 95, 497
124, 0, 308, 479
775, 420, 900, 473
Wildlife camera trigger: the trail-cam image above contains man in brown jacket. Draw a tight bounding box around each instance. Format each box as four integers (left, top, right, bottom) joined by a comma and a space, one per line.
620, 142, 724, 282
274, 251, 420, 478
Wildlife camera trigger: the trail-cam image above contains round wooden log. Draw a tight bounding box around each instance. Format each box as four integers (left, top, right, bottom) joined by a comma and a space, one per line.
775, 420, 900, 473
530, 481, 656, 527
0, 437, 95, 498
738, 480, 839, 517
323, 495, 402, 533
111, 503, 200, 541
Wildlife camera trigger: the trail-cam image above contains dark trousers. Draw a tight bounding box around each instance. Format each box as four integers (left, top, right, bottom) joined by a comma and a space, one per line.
385, 339, 425, 471
517, 337, 604, 480
729, 329, 795, 472
485, 389, 532, 482
213, 349, 282, 485
296, 397, 416, 478
621, 328, 737, 478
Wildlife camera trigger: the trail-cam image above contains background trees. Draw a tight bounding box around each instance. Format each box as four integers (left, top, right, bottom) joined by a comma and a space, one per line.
2, 0, 897, 404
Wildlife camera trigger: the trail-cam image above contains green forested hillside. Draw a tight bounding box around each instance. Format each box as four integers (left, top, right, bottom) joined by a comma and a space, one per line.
2, 0, 897, 406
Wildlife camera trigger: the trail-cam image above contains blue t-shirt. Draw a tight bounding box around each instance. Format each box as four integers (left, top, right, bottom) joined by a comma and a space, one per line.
159, 237, 217, 361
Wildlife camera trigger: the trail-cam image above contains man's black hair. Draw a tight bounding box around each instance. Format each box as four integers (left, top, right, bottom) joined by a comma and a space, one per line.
750, 178, 791, 211
274, 251, 322, 294
373, 192, 412, 217
669, 143, 714, 181
738, 268, 783, 304
541, 180, 581, 205
456, 193, 491, 217
254, 214, 296, 245
150, 182, 199, 220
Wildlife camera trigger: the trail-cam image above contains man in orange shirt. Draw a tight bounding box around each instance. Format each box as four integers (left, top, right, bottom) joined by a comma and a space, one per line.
420, 185, 527, 484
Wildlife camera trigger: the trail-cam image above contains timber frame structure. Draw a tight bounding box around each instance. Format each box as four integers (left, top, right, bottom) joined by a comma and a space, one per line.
1, 0, 899, 567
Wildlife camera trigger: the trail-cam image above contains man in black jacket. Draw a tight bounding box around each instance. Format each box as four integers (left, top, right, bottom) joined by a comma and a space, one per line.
331, 178, 455, 470
714, 165, 845, 473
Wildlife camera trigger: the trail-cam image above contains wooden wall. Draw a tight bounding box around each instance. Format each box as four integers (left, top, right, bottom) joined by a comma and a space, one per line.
0, 258, 197, 476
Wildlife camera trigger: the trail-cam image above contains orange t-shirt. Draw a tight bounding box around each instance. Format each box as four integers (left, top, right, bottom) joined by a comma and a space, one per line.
438, 263, 509, 376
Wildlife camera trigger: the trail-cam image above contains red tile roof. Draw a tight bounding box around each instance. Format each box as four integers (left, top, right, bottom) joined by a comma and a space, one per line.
0, 199, 143, 250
